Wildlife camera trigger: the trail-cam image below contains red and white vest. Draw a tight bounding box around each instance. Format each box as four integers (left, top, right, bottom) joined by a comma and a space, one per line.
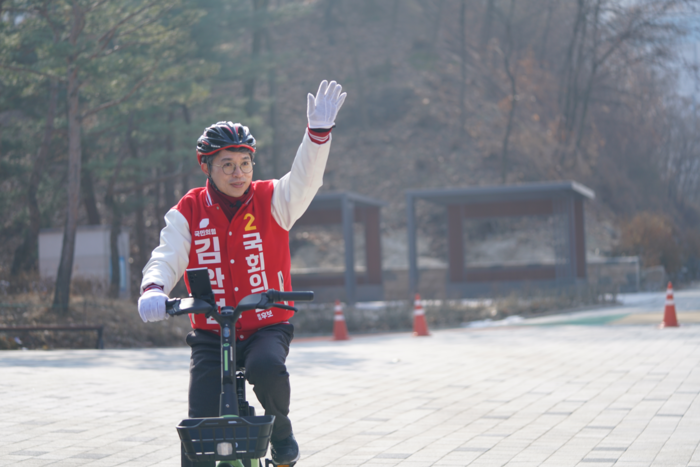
175, 180, 293, 340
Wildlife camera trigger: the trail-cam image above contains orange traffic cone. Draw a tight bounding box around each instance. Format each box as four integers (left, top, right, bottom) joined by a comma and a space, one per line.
660, 282, 679, 328
333, 300, 350, 340
413, 294, 430, 336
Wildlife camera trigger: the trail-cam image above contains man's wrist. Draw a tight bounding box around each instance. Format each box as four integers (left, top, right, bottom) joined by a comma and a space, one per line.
143, 283, 164, 294
307, 126, 332, 144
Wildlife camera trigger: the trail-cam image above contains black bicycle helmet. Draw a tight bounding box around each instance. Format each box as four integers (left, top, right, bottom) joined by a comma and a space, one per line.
196, 121, 256, 164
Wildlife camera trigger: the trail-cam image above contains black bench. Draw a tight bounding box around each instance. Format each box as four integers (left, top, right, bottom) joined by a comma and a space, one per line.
0, 325, 104, 349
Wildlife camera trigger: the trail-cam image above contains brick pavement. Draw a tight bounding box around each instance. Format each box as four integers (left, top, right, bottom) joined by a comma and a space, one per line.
1, 323, 699, 466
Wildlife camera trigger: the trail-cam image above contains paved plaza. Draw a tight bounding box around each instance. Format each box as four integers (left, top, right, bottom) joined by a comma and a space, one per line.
1, 290, 700, 466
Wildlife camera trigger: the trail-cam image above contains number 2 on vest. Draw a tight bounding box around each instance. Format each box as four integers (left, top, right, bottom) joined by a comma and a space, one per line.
244, 213, 257, 231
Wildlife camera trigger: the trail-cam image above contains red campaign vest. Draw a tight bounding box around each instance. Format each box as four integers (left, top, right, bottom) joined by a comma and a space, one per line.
176, 180, 293, 340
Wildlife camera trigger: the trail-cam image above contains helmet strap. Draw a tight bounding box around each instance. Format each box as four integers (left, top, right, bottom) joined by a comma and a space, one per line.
205, 161, 223, 194
208, 175, 221, 193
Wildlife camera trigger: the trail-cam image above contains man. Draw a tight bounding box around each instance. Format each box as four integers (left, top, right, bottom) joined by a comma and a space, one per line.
138, 80, 346, 466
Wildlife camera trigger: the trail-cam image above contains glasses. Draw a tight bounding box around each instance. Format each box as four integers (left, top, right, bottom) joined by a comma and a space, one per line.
211, 160, 254, 175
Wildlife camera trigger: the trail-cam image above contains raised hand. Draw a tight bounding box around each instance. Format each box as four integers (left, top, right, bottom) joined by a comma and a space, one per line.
307, 80, 347, 129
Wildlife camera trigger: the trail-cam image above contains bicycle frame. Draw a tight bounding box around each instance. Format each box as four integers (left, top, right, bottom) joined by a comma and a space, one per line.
166, 268, 313, 467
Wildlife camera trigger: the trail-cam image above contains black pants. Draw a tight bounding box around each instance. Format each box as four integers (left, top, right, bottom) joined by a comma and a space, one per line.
182, 324, 294, 467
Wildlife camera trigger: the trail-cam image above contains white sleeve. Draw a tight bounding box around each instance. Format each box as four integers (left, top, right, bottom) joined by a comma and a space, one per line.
271, 131, 331, 231
140, 208, 192, 295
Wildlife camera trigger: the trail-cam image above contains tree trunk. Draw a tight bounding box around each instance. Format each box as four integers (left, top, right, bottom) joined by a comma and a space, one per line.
164, 110, 176, 210
106, 194, 122, 299
126, 117, 148, 271
323, 0, 337, 45
459, 0, 467, 137
538, 3, 555, 64
82, 165, 101, 225
244, 0, 269, 117
266, 30, 279, 179
556, 0, 586, 164
573, 0, 602, 155
558, 0, 585, 121
104, 119, 134, 298
134, 192, 147, 271
181, 104, 191, 193
11, 78, 58, 275
430, 0, 444, 44
155, 167, 164, 232
268, 66, 279, 179
52, 4, 86, 311
344, 2, 368, 130
350, 47, 368, 130
52, 68, 82, 311
480, 0, 495, 53
500, 0, 517, 184
563, 0, 588, 138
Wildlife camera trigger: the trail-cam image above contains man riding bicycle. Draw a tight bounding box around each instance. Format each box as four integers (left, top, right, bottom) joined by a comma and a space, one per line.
137, 80, 346, 466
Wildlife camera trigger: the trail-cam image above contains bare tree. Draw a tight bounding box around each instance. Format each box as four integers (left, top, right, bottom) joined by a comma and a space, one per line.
556, 0, 690, 166
658, 97, 700, 209
244, 0, 270, 117
53, 2, 165, 310
480, 0, 496, 53
266, 28, 280, 178
459, 0, 468, 137
538, 0, 556, 64
499, 0, 518, 183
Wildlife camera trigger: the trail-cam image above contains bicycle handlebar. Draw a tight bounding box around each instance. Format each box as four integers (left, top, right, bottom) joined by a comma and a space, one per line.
266, 291, 314, 302
164, 289, 314, 319
165, 297, 210, 317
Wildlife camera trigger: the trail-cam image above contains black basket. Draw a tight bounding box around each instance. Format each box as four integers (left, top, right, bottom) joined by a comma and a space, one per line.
177, 415, 275, 461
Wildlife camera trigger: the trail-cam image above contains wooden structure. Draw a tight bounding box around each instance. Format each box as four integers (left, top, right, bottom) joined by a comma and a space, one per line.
406, 181, 595, 297
291, 192, 385, 304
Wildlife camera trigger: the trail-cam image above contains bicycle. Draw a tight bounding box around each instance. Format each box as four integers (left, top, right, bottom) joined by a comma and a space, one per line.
166, 268, 313, 467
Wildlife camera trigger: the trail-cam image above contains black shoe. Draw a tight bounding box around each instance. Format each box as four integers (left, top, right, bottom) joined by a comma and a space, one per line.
271, 434, 300, 465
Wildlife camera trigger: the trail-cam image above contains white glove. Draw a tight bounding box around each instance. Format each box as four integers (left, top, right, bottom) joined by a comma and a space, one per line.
138, 288, 169, 323
307, 80, 347, 129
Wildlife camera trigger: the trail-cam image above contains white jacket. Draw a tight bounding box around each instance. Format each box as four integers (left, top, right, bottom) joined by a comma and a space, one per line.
140, 130, 331, 295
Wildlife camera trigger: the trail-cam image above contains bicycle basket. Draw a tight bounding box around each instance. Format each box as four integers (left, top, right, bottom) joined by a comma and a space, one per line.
177, 415, 275, 461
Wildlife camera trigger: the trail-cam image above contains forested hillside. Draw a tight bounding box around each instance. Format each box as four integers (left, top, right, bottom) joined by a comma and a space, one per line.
2, 0, 700, 304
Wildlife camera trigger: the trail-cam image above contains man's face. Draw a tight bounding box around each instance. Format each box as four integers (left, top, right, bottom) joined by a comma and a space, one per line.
201, 150, 253, 198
